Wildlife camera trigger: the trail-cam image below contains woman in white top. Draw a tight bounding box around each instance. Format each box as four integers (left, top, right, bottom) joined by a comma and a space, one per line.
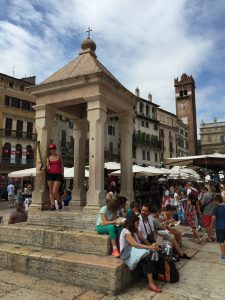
120, 215, 162, 293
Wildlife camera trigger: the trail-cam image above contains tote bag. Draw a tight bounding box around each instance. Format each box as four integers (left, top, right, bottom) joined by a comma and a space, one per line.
124, 247, 150, 270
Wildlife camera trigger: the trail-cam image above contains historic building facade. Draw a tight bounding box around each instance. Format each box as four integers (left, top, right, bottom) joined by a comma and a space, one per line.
200, 120, 225, 154
0, 74, 36, 188
174, 73, 198, 155
132, 89, 161, 166
158, 108, 189, 163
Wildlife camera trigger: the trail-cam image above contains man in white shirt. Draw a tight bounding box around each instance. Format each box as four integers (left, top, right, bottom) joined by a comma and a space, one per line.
138, 205, 155, 244
7, 182, 15, 208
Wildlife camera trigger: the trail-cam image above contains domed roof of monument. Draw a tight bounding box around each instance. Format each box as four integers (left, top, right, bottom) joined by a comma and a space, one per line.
41, 34, 120, 85
81, 38, 96, 52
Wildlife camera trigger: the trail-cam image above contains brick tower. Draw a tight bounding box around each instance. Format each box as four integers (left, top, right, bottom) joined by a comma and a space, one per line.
174, 73, 198, 155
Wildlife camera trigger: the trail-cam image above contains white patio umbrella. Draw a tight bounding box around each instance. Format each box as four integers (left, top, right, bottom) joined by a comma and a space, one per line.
104, 162, 121, 170
168, 166, 200, 180
64, 167, 89, 178
8, 167, 73, 178
110, 165, 162, 177
8, 168, 36, 178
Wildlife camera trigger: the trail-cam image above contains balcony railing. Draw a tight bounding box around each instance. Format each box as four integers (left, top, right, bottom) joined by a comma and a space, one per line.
0, 129, 37, 141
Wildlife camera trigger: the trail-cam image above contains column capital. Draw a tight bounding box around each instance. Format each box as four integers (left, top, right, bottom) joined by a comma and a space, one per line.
118, 110, 135, 120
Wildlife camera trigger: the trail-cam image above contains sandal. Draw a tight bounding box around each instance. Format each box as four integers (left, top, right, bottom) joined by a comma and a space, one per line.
50, 205, 56, 211
206, 239, 213, 242
58, 202, 63, 210
148, 285, 162, 293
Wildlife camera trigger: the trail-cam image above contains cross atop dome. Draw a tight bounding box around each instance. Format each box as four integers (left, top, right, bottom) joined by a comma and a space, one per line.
86, 27, 92, 39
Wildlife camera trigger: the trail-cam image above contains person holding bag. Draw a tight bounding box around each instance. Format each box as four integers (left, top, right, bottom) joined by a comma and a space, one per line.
120, 215, 162, 293
46, 143, 64, 210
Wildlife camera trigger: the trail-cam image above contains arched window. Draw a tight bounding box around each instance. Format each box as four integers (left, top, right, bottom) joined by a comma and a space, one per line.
2, 143, 11, 163
139, 102, 144, 113
109, 142, 113, 154
183, 90, 187, 96
146, 105, 150, 116
179, 90, 183, 97
61, 130, 66, 147
15, 144, 22, 164
26, 145, 33, 166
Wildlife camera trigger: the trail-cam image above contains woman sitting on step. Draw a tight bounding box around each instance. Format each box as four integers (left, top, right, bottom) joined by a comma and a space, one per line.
119, 214, 162, 293
96, 195, 123, 258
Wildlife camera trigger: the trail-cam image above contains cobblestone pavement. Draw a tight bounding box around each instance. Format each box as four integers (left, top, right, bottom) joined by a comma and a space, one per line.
0, 207, 225, 299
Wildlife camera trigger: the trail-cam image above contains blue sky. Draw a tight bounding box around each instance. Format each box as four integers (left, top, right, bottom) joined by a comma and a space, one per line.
1, 0, 225, 132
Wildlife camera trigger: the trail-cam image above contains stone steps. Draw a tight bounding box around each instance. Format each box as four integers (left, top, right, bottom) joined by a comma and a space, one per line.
0, 224, 111, 256
0, 242, 134, 294
27, 208, 98, 230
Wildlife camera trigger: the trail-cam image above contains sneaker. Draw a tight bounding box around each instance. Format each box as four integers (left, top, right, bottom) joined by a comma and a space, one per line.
112, 249, 120, 258
220, 255, 225, 260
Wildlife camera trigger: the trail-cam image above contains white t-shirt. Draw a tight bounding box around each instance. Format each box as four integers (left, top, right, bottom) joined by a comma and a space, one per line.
7, 184, 15, 196
174, 192, 179, 206
119, 228, 140, 253
138, 215, 154, 240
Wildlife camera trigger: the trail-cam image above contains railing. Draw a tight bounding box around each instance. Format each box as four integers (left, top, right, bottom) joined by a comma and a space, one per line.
0, 129, 37, 141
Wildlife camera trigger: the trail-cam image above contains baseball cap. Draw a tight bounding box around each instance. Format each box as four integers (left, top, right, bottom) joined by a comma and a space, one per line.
48, 143, 56, 149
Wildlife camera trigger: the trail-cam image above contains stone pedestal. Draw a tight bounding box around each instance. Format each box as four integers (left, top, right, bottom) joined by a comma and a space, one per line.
85, 98, 106, 210
71, 119, 88, 207
118, 112, 134, 202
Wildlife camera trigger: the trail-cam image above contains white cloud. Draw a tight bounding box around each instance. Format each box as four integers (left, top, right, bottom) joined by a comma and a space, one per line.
0, 0, 223, 122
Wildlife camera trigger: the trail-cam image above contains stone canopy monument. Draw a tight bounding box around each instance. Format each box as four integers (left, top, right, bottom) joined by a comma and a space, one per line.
28, 33, 137, 224
0, 34, 138, 294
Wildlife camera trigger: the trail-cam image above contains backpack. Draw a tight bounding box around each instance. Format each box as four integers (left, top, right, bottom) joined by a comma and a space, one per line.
189, 188, 198, 201
154, 254, 179, 283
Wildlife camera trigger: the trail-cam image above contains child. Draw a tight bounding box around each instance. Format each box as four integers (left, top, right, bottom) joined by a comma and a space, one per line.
96, 197, 122, 258
211, 194, 225, 260
117, 196, 128, 217
186, 193, 202, 243
126, 201, 139, 218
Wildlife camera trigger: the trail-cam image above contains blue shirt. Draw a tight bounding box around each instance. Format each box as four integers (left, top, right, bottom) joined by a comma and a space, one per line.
213, 205, 225, 230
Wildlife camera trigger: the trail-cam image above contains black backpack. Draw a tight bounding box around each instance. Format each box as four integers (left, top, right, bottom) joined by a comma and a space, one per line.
154, 254, 179, 283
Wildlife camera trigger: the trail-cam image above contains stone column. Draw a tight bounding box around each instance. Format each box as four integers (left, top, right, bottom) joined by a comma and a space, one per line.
118, 111, 134, 202
85, 97, 106, 210
71, 118, 88, 207
29, 104, 53, 213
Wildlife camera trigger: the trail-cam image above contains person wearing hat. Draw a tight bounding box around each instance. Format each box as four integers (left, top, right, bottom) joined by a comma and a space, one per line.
46, 143, 64, 210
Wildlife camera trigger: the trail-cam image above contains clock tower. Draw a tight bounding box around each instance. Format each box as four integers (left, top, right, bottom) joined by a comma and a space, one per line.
174, 73, 198, 155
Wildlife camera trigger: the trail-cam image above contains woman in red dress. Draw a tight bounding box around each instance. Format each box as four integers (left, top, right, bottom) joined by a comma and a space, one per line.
46, 144, 64, 210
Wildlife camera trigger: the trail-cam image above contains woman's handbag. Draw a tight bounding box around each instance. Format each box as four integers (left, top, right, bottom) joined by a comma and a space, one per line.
123, 247, 150, 270
120, 244, 132, 260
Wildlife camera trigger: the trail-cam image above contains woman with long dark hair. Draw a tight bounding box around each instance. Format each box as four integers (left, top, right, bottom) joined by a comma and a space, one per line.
46, 143, 64, 210
120, 215, 162, 293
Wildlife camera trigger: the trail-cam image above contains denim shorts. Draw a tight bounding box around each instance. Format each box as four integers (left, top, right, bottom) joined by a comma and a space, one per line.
46, 173, 63, 182
216, 229, 225, 243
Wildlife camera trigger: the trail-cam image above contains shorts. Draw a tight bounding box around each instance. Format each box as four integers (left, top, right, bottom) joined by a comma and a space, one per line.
46, 173, 63, 182
216, 229, 225, 243
202, 215, 212, 228
8, 195, 14, 201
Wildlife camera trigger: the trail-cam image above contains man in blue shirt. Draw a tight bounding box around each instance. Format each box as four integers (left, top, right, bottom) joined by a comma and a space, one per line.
211, 194, 225, 260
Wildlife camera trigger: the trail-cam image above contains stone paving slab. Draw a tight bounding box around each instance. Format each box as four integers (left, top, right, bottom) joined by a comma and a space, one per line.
0, 287, 63, 300
193, 250, 225, 265
162, 260, 225, 300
